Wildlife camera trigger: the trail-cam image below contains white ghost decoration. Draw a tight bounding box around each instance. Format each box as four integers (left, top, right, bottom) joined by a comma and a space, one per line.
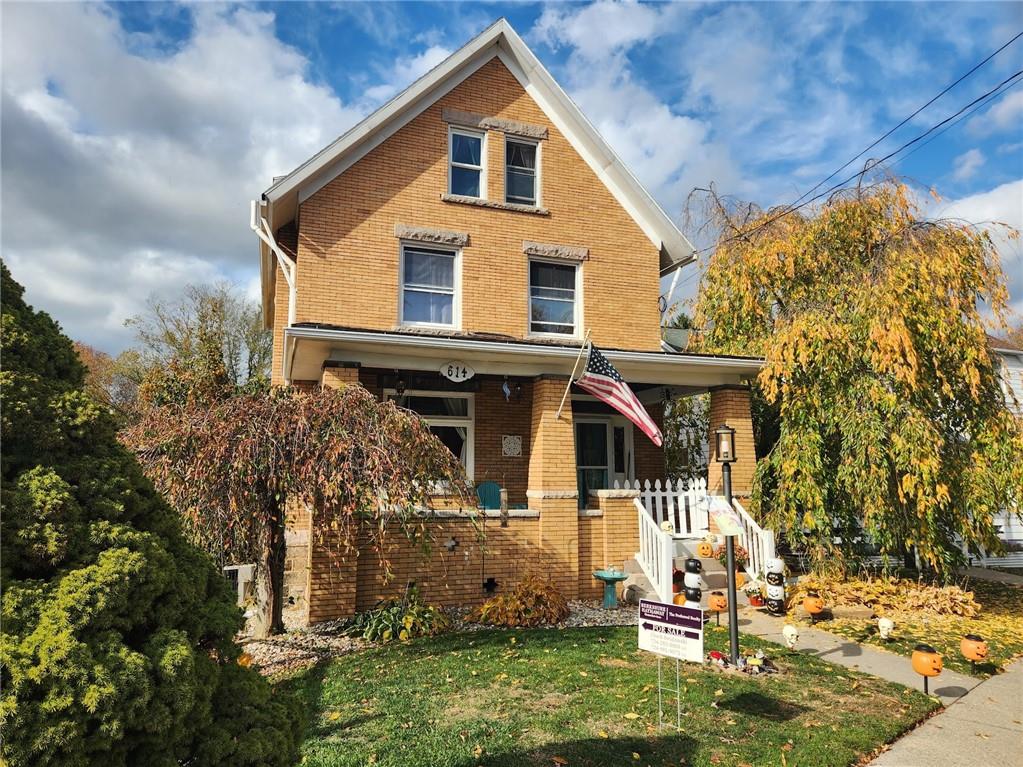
878, 617, 895, 640
782, 624, 799, 650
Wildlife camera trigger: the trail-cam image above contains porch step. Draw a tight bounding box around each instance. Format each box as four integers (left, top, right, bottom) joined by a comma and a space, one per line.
622, 557, 750, 609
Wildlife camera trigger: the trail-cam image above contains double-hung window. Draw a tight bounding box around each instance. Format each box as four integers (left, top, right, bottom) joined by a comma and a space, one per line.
529, 260, 578, 336
449, 128, 484, 198
401, 245, 457, 327
385, 391, 474, 478
505, 138, 537, 205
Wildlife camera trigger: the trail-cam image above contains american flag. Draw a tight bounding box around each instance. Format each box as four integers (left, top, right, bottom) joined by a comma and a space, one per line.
575, 344, 663, 447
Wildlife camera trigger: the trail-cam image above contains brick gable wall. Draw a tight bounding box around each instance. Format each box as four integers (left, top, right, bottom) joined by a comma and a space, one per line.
270, 57, 663, 384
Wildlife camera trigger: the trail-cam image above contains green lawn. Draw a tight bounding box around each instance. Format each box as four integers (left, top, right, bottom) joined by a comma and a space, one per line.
801, 579, 1023, 678
278, 625, 937, 767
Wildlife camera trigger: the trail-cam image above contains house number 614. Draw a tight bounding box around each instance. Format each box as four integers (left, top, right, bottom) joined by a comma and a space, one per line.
440, 361, 475, 382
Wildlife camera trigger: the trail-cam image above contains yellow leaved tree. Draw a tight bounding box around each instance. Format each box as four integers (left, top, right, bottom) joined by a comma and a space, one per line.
692, 177, 1023, 575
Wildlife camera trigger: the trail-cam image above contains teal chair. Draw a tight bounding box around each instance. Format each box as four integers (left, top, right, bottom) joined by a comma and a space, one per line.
475, 481, 502, 510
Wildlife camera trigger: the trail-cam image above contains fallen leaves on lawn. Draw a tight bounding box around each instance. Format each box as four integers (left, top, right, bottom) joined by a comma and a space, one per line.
623, 712, 640, 720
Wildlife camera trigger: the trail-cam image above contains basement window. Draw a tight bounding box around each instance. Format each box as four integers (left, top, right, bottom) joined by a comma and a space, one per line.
449, 128, 484, 198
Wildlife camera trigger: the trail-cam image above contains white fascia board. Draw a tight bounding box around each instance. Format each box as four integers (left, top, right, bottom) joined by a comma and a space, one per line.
495, 27, 695, 270
284, 325, 762, 385
294, 44, 500, 208
264, 21, 505, 207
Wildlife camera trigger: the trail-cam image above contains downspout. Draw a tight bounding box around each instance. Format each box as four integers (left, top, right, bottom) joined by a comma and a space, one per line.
250, 200, 298, 382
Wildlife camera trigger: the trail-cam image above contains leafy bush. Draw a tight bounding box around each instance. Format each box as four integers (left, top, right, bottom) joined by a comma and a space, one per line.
343, 586, 449, 642
472, 574, 569, 627
0, 263, 302, 767
791, 574, 980, 618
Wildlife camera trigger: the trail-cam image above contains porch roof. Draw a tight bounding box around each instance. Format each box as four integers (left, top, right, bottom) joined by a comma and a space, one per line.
283, 324, 763, 389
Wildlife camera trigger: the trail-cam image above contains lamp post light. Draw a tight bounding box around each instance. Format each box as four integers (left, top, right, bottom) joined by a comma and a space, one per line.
715, 423, 741, 665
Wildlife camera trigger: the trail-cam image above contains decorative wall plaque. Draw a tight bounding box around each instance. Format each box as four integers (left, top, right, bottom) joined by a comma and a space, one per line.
502, 435, 522, 457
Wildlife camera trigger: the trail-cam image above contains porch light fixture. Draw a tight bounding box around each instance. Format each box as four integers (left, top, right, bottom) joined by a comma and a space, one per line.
394, 371, 406, 397
715, 423, 736, 463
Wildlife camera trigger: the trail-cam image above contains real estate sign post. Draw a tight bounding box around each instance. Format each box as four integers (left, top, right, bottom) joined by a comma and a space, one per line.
638, 599, 704, 731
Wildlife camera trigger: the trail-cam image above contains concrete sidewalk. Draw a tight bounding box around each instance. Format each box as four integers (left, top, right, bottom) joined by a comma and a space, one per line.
958, 566, 1023, 585
726, 608, 980, 706
869, 659, 1023, 766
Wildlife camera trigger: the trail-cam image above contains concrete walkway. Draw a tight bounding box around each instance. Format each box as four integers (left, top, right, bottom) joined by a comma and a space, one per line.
958, 566, 1023, 585
869, 659, 1023, 767
725, 608, 980, 706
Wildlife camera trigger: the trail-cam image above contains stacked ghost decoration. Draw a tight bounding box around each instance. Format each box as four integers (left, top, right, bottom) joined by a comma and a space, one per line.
764, 556, 786, 615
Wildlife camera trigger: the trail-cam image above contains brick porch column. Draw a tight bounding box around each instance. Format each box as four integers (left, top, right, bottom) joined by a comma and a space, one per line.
526, 375, 580, 599
321, 360, 361, 389
300, 361, 363, 625
706, 385, 756, 498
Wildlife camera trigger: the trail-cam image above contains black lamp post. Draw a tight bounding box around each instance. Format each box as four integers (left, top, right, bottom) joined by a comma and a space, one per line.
715, 423, 740, 665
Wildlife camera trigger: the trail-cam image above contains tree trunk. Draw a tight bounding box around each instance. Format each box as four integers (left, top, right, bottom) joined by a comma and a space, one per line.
265, 500, 288, 635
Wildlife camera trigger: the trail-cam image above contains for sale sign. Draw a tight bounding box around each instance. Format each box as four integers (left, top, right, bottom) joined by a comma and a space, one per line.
638, 599, 704, 663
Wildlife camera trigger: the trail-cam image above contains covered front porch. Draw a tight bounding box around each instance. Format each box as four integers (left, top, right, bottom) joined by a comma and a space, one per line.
282, 324, 766, 623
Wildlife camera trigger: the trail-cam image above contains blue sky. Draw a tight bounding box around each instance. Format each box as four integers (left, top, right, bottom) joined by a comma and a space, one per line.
3, 1, 1021, 351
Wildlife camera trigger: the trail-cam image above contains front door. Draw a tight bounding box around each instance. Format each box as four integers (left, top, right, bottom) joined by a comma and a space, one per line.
575, 418, 634, 507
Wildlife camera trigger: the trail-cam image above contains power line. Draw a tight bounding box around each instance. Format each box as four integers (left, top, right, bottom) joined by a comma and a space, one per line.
891, 76, 1023, 172
784, 30, 1023, 212
693, 68, 1023, 256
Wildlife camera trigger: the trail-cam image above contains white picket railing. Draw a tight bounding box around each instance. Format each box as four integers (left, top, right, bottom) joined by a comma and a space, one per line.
615, 478, 711, 538
732, 498, 776, 580
635, 497, 674, 602
627, 478, 777, 582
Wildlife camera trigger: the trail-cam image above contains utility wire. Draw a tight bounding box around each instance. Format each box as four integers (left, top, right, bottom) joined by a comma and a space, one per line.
891, 76, 1023, 172
784, 30, 1023, 212
692, 68, 1023, 256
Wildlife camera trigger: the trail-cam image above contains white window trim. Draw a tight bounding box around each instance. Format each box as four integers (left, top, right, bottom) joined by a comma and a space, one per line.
384, 389, 475, 479
527, 256, 582, 340
504, 136, 541, 207
398, 241, 461, 330
448, 126, 487, 199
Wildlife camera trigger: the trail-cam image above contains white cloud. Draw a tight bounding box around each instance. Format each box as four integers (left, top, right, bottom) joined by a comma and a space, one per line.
361, 45, 452, 104
1, 4, 365, 351
531, 1, 687, 61
936, 179, 1023, 318
952, 148, 985, 181
968, 90, 1023, 137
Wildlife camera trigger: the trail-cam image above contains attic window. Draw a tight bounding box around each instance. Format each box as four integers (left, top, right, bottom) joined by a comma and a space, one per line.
449, 128, 484, 198
505, 138, 537, 206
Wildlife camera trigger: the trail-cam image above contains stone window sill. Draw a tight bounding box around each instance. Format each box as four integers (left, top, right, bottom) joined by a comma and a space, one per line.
441, 193, 549, 216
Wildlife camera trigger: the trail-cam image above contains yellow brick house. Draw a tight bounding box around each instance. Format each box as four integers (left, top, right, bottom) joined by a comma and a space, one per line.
251, 19, 766, 627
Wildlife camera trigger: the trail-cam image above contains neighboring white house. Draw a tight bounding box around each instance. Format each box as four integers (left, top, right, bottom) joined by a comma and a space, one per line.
971, 335, 1023, 568
992, 334, 1023, 417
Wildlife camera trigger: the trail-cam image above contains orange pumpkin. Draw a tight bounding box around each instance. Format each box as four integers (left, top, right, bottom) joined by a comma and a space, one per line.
697, 541, 714, 558
960, 634, 988, 662
734, 572, 746, 589
708, 591, 728, 612
802, 593, 825, 615
673, 593, 688, 606
911, 644, 943, 677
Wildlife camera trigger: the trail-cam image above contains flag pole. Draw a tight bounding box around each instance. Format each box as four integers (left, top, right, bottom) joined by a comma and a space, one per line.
556, 329, 591, 420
